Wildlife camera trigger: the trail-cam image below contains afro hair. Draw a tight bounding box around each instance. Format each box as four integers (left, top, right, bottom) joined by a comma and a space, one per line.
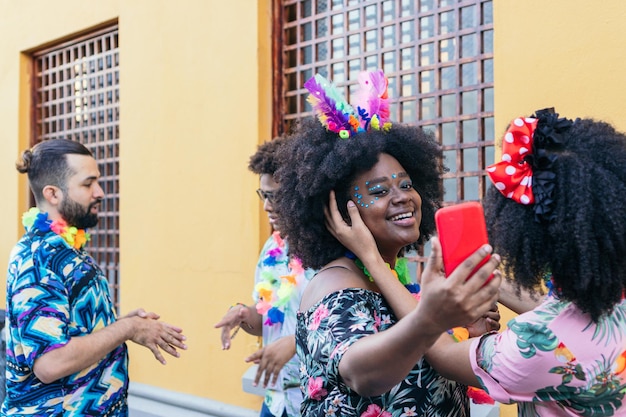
274, 117, 445, 270
248, 136, 290, 176
485, 117, 626, 322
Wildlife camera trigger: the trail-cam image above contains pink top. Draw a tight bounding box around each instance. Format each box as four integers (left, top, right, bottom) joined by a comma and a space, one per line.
470, 297, 626, 416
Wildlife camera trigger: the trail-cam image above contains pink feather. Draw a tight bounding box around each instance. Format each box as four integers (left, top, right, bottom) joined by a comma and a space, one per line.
352, 70, 390, 128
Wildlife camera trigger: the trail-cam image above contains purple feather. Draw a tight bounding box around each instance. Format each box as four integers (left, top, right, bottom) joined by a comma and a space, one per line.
304, 74, 353, 133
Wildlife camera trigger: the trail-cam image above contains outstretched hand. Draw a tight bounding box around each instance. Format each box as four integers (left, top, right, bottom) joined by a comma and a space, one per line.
214, 304, 255, 350
245, 335, 296, 388
325, 190, 378, 262
125, 313, 187, 365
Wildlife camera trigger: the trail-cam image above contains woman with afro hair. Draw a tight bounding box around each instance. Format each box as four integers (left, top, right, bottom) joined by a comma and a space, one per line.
340, 108, 626, 416
273, 71, 501, 417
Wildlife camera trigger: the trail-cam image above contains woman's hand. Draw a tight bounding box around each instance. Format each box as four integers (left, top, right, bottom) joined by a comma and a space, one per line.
324, 190, 379, 264
465, 303, 501, 337
418, 237, 502, 332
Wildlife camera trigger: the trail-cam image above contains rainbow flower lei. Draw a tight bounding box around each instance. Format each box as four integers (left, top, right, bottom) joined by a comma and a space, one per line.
255, 232, 305, 326
22, 207, 91, 250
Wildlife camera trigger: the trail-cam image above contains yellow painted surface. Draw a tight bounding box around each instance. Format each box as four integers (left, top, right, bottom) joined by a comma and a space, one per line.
0, 0, 270, 410
494, 1, 626, 416
2, 0, 625, 414
494, 0, 626, 135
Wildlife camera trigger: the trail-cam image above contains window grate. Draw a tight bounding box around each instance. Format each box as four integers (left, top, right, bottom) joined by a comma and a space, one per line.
31, 26, 121, 310
277, 0, 494, 274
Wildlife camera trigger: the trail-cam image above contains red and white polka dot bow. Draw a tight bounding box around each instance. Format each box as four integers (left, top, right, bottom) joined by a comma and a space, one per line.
486, 117, 538, 205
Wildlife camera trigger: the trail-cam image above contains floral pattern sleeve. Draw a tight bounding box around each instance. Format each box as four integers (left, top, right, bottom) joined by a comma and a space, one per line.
469, 297, 626, 416
300, 289, 384, 396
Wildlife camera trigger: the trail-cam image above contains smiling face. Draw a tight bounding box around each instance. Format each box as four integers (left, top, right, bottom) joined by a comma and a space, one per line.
350, 153, 422, 260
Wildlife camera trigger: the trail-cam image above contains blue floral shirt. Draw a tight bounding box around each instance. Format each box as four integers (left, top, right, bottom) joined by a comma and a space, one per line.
3, 226, 128, 416
297, 288, 469, 417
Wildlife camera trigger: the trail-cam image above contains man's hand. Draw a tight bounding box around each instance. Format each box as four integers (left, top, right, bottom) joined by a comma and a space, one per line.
121, 308, 160, 320
33, 309, 187, 383
125, 314, 187, 365
245, 335, 296, 388
214, 304, 260, 349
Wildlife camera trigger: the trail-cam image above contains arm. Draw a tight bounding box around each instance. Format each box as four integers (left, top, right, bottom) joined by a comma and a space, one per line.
33, 309, 186, 384
498, 277, 546, 314
338, 297, 445, 396
337, 238, 502, 396
425, 334, 480, 386
214, 303, 263, 349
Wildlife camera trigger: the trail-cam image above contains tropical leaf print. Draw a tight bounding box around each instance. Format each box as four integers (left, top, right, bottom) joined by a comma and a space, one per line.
509, 320, 559, 359
588, 303, 626, 345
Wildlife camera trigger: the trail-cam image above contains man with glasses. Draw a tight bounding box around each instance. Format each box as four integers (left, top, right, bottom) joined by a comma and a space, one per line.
215, 137, 313, 417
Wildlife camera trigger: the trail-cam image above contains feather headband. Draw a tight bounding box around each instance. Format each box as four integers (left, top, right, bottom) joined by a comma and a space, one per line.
304, 70, 392, 139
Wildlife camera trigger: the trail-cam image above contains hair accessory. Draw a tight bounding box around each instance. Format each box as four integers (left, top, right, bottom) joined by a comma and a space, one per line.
486, 108, 574, 222
486, 117, 537, 205
304, 70, 392, 138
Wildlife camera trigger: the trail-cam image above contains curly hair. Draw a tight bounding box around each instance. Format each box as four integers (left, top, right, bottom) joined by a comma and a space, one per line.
248, 136, 290, 176
274, 117, 444, 270
485, 117, 626, 322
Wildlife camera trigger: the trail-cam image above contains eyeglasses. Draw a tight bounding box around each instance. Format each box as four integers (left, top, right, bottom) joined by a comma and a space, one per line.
256, 189, 276, 203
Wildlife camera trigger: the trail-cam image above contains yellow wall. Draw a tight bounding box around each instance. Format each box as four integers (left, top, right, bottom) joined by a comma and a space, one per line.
0, 0, 271, 410
3, 0, 626, 414
494, 0, 626, 133
494, 1, 626, 416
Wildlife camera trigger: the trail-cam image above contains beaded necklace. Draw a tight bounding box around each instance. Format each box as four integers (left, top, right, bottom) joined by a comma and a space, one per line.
255, 231, 305, 326
22, 207, 91, 250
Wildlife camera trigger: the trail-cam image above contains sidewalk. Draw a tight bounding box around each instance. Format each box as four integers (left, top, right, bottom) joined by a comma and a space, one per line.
128, 382, 258, 417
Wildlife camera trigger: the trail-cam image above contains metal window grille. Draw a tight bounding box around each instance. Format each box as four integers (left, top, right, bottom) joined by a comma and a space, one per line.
32, 26, 121, 309
276, 0, 493, 273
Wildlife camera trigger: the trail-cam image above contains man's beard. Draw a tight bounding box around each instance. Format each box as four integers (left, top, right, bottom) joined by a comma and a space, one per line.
59, 197, 101, 229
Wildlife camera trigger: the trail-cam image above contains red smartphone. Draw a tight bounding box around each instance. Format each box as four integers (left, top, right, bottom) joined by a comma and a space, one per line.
435, 202, 492, 280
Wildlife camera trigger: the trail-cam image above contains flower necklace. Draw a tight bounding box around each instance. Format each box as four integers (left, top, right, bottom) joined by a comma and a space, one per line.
353, 256, 411, 286
22, 207, 91, 250
255, 231, 305, 326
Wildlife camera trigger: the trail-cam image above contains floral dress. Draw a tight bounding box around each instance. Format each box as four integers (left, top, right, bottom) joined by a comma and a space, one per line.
470, 296, 626, 416
296, 288, 468, 417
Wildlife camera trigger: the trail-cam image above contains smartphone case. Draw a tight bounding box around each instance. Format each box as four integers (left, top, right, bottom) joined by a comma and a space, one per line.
435, 201, 491, 279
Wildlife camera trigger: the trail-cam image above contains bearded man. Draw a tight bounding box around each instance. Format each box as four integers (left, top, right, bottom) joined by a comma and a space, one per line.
3, 139, 187, 416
